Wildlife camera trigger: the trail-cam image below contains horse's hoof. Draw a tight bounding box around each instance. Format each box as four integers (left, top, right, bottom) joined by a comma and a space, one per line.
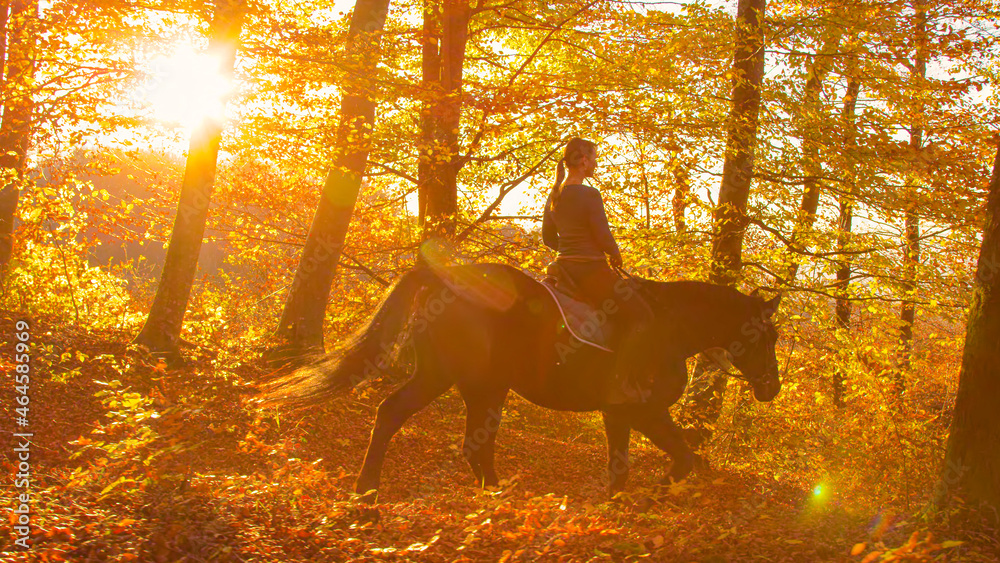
346, 504, 380, 525
692, 453, 710, 472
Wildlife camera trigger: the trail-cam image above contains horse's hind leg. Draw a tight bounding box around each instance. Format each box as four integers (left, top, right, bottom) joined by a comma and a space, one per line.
602, 409, 631, 494
460, 386, 509, 487
355, 371, 451, 501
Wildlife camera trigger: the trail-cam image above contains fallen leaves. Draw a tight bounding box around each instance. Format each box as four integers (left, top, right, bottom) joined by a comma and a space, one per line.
1, 316, 997, 562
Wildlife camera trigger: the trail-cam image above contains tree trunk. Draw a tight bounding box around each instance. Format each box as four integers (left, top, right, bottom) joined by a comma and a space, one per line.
939, 141, 1000, 518
419, 0, 470, 239
708, 0, 766, 287
132, 0, 245, 359
833, 50, 861, 408
642, 168, 651, 230
671, 151, 689, 233
785, 31, 842, 285
417, 0, 440, 227
0, 1, 10, 83
897, 205, 919, 387
0, 0, 36, 282
269, 0, 392, 359
896, 0, 927, 393
688, 0, 766, 438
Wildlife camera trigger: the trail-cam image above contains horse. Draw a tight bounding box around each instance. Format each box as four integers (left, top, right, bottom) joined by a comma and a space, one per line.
261, 262, 782, 502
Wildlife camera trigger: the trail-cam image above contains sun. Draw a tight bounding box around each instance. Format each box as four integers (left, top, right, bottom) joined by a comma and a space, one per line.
141, 45, 232, 131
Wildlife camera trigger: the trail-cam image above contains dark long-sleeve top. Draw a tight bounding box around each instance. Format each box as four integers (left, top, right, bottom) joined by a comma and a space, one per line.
542, 183, 621, 261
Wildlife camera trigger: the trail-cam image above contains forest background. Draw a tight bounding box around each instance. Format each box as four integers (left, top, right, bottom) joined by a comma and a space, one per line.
0, 0, 999, 560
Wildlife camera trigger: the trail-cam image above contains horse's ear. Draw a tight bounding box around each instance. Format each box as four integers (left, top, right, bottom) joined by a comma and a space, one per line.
765, 294, 782, 315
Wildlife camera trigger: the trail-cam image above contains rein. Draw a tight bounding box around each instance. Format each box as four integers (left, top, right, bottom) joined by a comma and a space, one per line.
610, 264, 663, 308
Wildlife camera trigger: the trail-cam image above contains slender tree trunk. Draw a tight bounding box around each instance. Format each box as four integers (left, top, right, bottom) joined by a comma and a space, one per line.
671, 152, 689, 233
687, 0, 766, 438
897, 0, 927, 393
642, 169, 651, 230
0, 1, 10, 83
0, 0, 36, 282
420, 0, 470, 239
897, 205, 919, 384
417, 0, 440, 227
132, 0, 245, 359
638, 140, 650, 230
939, 141, 1000, 519
785, 31, 842, 285
833, 51, 861, 408
269, 0, 392, 359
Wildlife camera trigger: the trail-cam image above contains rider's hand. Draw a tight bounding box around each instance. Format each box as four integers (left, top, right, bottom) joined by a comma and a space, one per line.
609, 252, 623, 268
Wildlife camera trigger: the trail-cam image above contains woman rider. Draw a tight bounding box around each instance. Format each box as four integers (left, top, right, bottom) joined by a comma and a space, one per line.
542, 137, 656, 403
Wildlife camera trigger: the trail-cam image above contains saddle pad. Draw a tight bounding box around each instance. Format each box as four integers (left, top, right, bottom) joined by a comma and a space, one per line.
537, 281, 615, 353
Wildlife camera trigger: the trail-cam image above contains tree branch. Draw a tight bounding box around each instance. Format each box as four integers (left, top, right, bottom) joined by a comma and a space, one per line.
455, 145, 561, 243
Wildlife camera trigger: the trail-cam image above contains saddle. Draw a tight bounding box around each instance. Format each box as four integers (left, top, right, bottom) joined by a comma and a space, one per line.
539, 261, 619, 352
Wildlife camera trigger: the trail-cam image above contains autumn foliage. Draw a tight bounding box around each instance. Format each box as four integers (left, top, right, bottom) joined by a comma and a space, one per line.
1, 0, 999, 561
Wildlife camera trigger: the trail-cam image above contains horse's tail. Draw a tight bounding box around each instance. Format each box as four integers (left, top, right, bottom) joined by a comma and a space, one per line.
258, 266, 432, 408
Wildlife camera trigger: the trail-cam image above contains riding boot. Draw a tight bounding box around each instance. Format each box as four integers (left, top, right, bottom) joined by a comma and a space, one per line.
605, 328, 654, 404
554, 259, 656, 404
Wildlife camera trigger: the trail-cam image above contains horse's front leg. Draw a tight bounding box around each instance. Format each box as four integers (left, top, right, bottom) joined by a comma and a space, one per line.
602, 408, 631, 495
629, 408, 695, 485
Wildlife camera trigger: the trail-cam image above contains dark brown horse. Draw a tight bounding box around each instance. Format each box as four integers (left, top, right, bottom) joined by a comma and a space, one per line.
262, 262, 782, 501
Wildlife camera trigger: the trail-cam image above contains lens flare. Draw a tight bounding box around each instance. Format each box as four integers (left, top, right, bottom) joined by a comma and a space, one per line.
420, 240, 518, 312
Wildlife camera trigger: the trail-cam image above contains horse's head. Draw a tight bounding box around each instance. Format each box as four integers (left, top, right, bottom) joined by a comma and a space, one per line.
724, 291, 782, 402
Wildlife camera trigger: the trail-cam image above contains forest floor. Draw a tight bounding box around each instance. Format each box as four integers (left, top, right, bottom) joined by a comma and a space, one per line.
1, 312, 998, 562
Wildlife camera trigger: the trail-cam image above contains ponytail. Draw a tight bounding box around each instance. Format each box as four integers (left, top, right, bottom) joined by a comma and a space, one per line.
548, 137, 596, 212
548, 158, 566, 212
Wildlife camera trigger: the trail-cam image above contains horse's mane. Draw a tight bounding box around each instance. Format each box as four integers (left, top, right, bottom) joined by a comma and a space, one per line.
637, 277, 753, 303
